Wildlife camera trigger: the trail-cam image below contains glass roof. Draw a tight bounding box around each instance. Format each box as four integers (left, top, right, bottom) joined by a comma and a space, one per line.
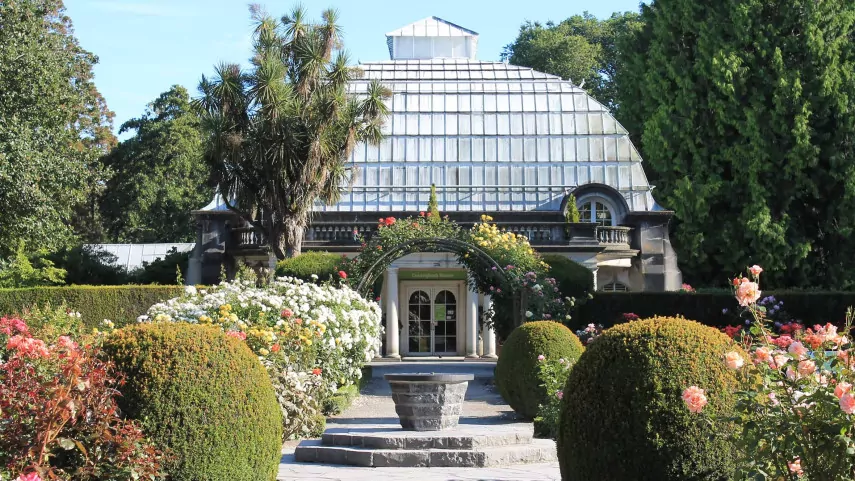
323, 59, 659, 213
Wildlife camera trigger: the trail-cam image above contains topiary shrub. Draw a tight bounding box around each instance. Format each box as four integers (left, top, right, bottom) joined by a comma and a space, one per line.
275, 251, 344, 283
102, 323, 283, 481
495, 320, 584, 419
558, 316, 745, 481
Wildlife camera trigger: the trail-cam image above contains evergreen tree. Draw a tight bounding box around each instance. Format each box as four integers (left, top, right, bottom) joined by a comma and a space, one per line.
502, 12, 642, 113
618, 0, 855, 288
0, 0, 115, 254
100, 86, 212, 243
428, 184, 441, 222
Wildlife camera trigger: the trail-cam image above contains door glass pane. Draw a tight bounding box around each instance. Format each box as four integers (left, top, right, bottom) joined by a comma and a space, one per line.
434, 290, 457, 353
594, 202, 612, 226
408, 290, 431, 353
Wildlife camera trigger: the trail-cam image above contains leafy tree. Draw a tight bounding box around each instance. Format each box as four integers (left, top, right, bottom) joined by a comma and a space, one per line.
618, 0, 855, 288
0, 242, 66, 288
196, 5, 391, 259
100, 86, 212, 243
49, 245, 130, 286
0, 0, 115, 254
501, 12, 642, 113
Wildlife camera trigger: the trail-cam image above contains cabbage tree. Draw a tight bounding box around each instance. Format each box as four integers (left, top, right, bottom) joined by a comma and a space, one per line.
196, 5, 390, 258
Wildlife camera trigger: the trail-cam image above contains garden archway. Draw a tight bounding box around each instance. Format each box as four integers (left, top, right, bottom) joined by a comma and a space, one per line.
354, 237, 526, 326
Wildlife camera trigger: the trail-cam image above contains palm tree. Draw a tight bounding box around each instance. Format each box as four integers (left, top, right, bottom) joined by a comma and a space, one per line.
196, 4, 390, 259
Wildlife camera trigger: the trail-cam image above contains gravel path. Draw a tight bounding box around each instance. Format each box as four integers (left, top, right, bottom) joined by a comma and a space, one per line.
278, 362, 561, 480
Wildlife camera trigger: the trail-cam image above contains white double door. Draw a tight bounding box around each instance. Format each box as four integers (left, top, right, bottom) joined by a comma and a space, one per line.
404, 284, 460, 355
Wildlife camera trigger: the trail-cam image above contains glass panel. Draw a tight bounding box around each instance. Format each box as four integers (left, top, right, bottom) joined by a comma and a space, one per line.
409, 337, 419, 352
435, 323, 446, 335
434, 337, 445, 353
579, 202, 592, 223
594, 202, 612, 226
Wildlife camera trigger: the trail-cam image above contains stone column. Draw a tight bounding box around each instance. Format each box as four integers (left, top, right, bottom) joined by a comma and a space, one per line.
465, 288, 479, 358
186, 221, 204, 285
385, 268, 401, 359
481, 295, 497, 359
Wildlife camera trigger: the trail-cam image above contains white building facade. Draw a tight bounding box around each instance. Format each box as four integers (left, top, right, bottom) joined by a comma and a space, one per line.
192, 17, 681, 358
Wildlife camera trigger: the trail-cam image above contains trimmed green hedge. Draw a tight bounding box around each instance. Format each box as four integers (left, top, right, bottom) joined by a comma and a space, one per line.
542, 254, 594, 299
275, 251, 344, 283
0, 286, 183, 329
574, 291, 855, 330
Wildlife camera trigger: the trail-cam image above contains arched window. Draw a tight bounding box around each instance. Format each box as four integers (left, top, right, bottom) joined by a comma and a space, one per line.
577, 197, 615, 226
602, 282, 629, 292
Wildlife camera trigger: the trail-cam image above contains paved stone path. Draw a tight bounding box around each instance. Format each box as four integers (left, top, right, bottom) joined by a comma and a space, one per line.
277, 361, 561, 480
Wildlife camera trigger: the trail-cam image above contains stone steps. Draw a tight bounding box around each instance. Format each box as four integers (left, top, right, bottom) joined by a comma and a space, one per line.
294, 423, 557, 468
294, 438, 556, 468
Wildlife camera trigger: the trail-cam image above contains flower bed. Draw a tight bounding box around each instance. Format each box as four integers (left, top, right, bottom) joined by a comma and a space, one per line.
0, 309, 164, 481
140, 277, 382, 439
684, 266, 855, 479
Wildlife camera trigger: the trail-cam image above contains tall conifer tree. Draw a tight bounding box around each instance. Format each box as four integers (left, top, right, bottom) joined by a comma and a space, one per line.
619, 0, 855, 287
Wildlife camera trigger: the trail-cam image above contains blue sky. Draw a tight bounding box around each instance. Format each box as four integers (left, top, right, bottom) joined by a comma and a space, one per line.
64, 0, 643, 136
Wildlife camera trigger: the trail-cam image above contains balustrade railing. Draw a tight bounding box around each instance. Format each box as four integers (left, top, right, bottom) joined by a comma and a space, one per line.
231, 222, 632, 250
597, 226, 632, 245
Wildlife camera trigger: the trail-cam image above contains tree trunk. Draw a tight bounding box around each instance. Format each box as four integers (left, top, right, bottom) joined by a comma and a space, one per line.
270, 219, 305, 260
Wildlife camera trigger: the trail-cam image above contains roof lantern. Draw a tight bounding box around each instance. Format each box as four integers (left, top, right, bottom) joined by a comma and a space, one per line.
386, 16, 478, 60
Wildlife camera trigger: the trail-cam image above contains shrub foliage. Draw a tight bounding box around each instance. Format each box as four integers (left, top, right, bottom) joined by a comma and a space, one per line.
102, 323, 283, 481
275, 251, 344, 283
0, 285, 182, 329
558, 316, 745, 480
495, 320, 584, 419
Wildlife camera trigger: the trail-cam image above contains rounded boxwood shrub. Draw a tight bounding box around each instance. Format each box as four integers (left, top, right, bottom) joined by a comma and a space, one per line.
102, 323, 283, 481
558, 316, 745, 481
495, 320, 584, 419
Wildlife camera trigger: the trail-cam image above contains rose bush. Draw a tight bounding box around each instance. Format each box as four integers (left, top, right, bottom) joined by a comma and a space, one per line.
0, 314, 164, 481
139, 277, 382, 439
533, 354, 574, 439
685, 267, 855, 480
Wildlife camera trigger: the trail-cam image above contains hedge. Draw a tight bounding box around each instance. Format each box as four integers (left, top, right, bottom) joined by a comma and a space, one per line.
275, 251, 344, 283
573, 291, 855, 330
541, 254, 594, 299
0, 286, 183, 329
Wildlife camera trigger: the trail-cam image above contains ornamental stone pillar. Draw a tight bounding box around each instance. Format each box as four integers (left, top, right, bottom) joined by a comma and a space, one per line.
385, 268, 401, 359
465, 288, 479, 358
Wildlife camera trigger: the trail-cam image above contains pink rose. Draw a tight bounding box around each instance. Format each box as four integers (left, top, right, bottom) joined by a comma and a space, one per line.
682, 386, 708, 413
736, 280, 761, 307
786, 366, 799, 381
841, 393, 855, 414
724, 351, 744, 370
537, 354, 545, 361
749, 265, 763, 277
836, 382, 853, 399
788, 458, 803, 475
15, 474, 42, 481
768, 392, 779, 406
788, 341, 808, 359
556, 390, 564, 400
770, 354, 788, 370
797, 360, 817, 377
754, 346, 772, 364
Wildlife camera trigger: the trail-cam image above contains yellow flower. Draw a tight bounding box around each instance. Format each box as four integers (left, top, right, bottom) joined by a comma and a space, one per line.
259, 348, 270, 356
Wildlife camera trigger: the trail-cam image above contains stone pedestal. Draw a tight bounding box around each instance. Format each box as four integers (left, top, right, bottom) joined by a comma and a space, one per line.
384, 373, 474, 431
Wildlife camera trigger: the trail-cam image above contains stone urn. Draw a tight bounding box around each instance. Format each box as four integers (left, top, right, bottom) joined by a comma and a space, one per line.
384, 373, 474, 431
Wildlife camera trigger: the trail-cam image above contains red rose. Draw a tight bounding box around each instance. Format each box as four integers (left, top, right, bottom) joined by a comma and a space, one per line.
338, 270, 347, 279
312, 368, 322, 376
271, 344, 281, 353
419, 211, 425, 217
